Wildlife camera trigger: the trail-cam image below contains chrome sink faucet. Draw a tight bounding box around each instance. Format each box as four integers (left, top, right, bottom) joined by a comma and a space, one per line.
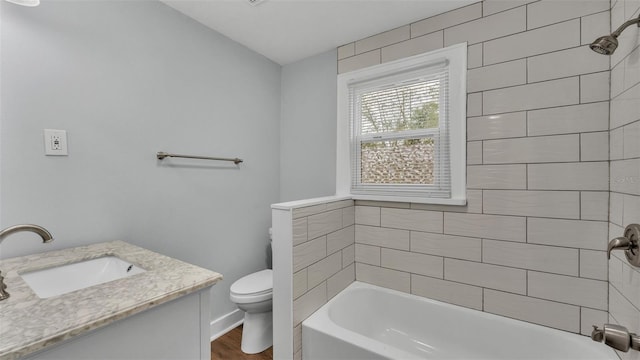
0, 224, 54, 301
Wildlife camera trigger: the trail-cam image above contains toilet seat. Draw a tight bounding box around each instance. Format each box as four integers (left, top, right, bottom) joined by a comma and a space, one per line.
230, 269, 272, 304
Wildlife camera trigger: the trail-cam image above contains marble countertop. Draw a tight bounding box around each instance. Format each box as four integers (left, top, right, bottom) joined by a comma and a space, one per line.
0, 241, 222, 360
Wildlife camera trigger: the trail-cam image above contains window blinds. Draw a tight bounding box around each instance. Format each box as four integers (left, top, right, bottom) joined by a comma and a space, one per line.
348, 61, 451, 199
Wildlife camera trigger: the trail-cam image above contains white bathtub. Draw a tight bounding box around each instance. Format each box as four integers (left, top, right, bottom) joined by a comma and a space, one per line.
302, 282, 617, 359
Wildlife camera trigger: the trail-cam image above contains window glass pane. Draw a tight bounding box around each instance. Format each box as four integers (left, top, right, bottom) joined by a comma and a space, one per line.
360, 79, 440, 135
360, 138, 434, 185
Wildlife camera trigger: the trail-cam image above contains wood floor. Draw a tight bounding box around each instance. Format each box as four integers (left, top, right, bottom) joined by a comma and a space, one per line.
211, 325, 273, 360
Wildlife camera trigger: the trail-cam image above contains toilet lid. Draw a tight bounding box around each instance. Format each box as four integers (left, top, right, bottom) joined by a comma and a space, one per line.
230, 269, 272, 296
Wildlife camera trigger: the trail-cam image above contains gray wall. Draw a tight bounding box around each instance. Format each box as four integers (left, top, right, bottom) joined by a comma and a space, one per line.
0, 0, 281, 320
279, 50, 337, 202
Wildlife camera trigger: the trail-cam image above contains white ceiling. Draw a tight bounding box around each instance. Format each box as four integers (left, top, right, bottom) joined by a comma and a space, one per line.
161, 0, 476, 65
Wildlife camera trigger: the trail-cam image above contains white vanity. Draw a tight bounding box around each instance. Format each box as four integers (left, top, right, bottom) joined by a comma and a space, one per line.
0, 241, 222, 360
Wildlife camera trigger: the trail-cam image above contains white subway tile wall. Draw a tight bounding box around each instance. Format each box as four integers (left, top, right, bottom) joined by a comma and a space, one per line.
354, 243, 380, 266
482, 0, 537, 17
467, 164, 527, 189
527, 162, 609, 191
276, 3, 640, 358
609, 1, 640, 357
381, 31, 443, 63
525, 1, 609, 30
581, 71, 612, 103
337, 50, 380, 74
482, 239, 579, 276
467, 112, 527, 141
467, 43, 483, 69
527, 102, 609, 136
483, 289, 581, 333
291, 200, 355, 359
527, 46, 609, 83
467, 59, 526, 92
581, 307, 609, 336
482, 77, 580, 114
444, 6, 526, 46
381, 248, 443, 278
411, 274, 483, 310
483, 19, 580, 65
581, 131, 610, 162
482, 134, 580, 164
411, 3, 482, 37
293, 324, 302, 359
380, 208, 443, 233
356, 262, 411, 292
467, 140, 483, 165
336, 0, 616, 337
580, 249, 608, 281
355, 26, 410, 55
580, 191, 609, 221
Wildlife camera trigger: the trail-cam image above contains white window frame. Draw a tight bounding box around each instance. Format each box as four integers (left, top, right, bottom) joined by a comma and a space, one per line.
336, 43, 467, 205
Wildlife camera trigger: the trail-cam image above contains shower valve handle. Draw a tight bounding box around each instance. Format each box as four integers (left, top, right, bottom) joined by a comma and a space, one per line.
607, 237, 631, 259
607, 224, 640, 267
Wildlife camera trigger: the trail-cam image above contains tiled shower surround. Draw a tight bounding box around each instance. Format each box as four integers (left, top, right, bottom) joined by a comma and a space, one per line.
278, 199, 356, 360
609, 1, 640, 359
275, 1, 640, 359
338, 0, 613, 335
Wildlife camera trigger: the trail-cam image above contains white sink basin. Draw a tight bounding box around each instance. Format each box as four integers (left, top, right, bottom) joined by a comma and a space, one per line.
20, 256, 146, 298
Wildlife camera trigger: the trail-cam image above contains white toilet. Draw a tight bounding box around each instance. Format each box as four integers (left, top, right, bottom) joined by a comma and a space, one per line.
229, 268, 273, 354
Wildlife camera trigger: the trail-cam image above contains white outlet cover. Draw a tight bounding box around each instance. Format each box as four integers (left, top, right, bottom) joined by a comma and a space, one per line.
44, 129, 68, 156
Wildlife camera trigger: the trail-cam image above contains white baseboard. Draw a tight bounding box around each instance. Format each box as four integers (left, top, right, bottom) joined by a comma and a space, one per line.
210, 309, 244, 341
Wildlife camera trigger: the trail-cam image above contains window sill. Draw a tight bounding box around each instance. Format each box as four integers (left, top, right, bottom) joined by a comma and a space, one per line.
350, 194, 467, 206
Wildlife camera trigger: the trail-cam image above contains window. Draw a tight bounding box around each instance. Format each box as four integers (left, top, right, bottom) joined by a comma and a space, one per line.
336, 43, 466, 205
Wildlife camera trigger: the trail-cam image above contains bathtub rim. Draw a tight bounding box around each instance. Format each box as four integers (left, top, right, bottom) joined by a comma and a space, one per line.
303, 282, 419, 359
302, 281, 618, 360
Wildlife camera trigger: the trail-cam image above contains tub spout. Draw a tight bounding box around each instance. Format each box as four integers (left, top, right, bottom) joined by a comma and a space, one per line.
592, 324, 640, 353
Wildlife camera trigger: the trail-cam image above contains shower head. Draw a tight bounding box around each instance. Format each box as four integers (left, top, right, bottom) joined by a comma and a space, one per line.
590, 15, 640, 55
590, 35, 618, 55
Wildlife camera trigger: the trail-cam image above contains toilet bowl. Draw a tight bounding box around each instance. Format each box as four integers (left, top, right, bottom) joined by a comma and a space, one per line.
230, 269, 273, 354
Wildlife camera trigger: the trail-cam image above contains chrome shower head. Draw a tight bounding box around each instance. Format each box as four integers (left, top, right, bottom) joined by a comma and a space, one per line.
590, 35, 618, 55
590, 15, 640, 55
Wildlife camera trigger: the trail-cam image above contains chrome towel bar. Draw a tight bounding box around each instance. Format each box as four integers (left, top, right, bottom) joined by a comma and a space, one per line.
156, 152, 243, 164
